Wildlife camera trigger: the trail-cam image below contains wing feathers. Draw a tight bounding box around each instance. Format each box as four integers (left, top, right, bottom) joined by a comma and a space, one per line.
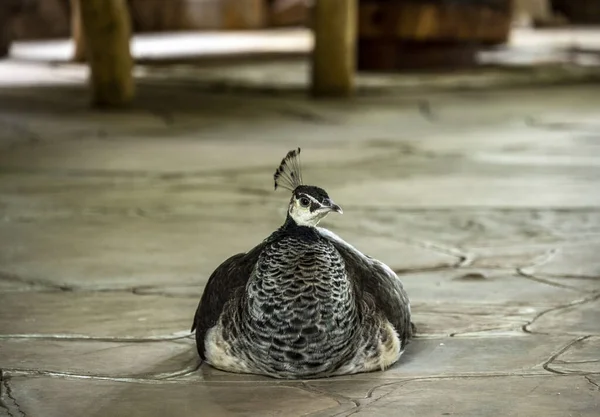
191, 242, 265, 359
317, 227, 413, 346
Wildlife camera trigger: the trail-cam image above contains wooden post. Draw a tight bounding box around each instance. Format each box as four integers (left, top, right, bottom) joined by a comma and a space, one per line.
0, 8, 12, 58
70, 0, 86, 62
78, 0, 134, 108
311, 0, 357, 97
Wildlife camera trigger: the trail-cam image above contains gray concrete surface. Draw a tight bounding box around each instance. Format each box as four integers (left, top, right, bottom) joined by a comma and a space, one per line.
1, 43, 599, 416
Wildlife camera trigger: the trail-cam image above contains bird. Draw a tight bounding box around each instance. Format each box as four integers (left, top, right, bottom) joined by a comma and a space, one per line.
191, 148, 414, 379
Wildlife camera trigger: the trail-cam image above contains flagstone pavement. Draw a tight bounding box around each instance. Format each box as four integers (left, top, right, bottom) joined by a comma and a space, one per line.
0, 52, 599, 417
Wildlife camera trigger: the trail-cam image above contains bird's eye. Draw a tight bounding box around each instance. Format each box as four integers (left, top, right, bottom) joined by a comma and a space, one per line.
299, 197, 310, 207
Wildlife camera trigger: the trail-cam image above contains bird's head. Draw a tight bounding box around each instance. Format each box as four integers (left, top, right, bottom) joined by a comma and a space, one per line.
273, 148, 342, 227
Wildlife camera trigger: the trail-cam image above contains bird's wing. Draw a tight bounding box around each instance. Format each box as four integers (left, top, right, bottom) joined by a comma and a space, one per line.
317, 227, 413, 346
191, 241, 266, 358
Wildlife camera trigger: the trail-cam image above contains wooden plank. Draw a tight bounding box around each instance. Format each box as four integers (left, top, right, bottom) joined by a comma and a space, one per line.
358, 2, 510, 43
78, 0, 134, 108
311, 0, 357, 97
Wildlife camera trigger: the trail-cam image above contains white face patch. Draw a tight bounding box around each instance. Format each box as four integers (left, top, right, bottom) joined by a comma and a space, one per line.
289, 193, 329, 227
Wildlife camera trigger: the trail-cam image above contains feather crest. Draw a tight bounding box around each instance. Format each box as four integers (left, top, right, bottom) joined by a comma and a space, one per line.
273, 148, 303, 191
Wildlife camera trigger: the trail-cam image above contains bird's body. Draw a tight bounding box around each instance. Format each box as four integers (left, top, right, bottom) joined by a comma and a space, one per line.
192, 149, 413, 379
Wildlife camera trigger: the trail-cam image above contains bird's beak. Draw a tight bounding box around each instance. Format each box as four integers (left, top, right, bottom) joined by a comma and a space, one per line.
324, 198, 343, 214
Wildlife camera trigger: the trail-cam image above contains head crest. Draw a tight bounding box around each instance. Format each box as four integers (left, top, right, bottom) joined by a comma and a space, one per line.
274, 148, 303, 191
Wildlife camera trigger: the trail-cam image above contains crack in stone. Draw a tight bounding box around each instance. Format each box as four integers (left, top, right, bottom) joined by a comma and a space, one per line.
542, 336, 593, 375
320, 380, 414, 417
334, 372, 557, 417
0, 270, 203, 299
3, 359, 201, 383
392, 264, 462, 276
0, 271, 71, 292
515, 248, 596, 292
331, 223, 468, 268
2, 364, 201, 385
0, 370, 9, 415
343, 388, 399, 416
448, 327, 522, 338
517, 268, 584, 292
0, 333, 193, 342
1, 378, 25, 417
585, 376, 600, 390
131, 286, 199, 299
523, 294, 600, 335
541, 273, 600, 281
553, 359, 600, 365
298, 381, 359, 409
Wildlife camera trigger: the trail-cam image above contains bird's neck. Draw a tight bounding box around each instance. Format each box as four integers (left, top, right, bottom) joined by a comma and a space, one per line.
280, 213, 320, 240
282, 212, 303, 230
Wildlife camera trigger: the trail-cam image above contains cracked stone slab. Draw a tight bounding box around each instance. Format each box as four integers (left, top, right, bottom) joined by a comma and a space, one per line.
527, 297, 600, 336
412, 304, 533, 336
345, 376, 599, 417
0, 219, 273, 290
521, 242, 600, 291
0, 216, 465, 293
347, 209, 600, 249
0, 292, 197, 338
547, 337, 600, 375
0, 174, 276, 223
4, 376, 341, 417
302, 379, 396, 407
387, 335, 572, 379
468, 244, 555, 269
403, 268, 581, 310
0, 338, 198, 379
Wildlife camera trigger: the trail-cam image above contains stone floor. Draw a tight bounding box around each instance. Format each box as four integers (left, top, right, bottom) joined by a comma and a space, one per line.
1, 35, 600, 416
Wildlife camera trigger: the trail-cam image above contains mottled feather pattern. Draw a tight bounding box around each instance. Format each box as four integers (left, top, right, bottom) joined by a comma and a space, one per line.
192, 242, 267, 360
239, 234, 358, 377
318, 228, 413, 347
195, 224, 412, 378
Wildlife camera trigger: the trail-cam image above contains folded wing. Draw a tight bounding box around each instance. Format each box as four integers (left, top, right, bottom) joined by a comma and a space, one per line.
317, 228, 413, 347
191, 242, 266, 359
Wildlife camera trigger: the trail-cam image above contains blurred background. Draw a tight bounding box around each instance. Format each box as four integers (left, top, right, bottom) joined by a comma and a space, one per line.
2, 0, 600, 100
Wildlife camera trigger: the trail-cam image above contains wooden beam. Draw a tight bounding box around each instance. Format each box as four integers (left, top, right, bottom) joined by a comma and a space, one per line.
78, 0, 134, 108
311, 0, 356, 97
